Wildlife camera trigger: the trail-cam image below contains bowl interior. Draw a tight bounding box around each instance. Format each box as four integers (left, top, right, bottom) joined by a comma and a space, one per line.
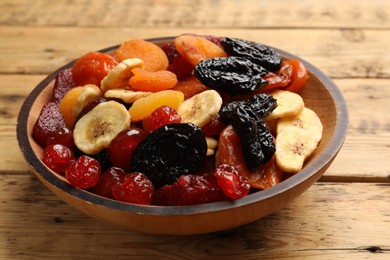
17, 37, 348, 234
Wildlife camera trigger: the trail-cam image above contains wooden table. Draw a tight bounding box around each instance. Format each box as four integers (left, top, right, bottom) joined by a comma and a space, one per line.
1, 0, 389, 259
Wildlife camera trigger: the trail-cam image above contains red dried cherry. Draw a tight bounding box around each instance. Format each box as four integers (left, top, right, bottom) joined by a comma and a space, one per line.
214, 164, 250, 200
46, 126, 74, 149
42, 144, 75, 175
107, 127, 148, 170
112, 172, 154, 205
152, 174, 226, 206
142, 106, 182, 133
92, 167, 126, 199
201, 113, 226, 136
65, 155, 101, 189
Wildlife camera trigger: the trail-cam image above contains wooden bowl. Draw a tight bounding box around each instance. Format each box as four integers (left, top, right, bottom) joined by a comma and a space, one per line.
17, 37, 348, 235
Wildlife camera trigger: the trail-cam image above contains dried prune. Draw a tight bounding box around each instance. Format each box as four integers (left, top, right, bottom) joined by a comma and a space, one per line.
222, 93, 277, 118
194, 56, 268, 94
130, 123, 207, 188
220, 96, 276, 170
221, 37, 282, 72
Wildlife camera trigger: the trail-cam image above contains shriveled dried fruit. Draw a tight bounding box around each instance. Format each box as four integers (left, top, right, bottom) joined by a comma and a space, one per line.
194, 56, 268, 94
42, 144, 75, 175
93, 167, 126, 199
112, 172, 154, 205
130, 123, 207, 188
65, 155, 101, 189
221, 37, 282, 72
51, 68, 76, 104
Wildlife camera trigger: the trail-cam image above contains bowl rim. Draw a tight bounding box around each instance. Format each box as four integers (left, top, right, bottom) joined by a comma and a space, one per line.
17, 36, 349, 216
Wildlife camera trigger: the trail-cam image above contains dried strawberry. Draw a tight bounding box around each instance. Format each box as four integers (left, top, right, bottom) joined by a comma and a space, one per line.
93, 167, 126, 199
152, 174, 226, 206
51, 68, 76, 104
214, 164, 250, 200
32, 102, 67, 148
112, 172, 154, 205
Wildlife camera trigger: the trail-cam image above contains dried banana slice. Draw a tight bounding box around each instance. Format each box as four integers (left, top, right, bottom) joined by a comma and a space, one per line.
265, 90, 304, 121
100, 58, 144, 92
177, 89, 222, 127
73, 100, 131, 155
104, 89, 152, 103
72, 84, 102, 121
277, 107, 323, 143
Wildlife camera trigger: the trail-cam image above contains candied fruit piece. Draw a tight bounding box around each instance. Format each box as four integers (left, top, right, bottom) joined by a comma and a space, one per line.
128, 90, 184, 122
112, 172, 154, 205
142, 106, 182, 133
65, 155, 101, 189
32, 102, 67, 148
116, 39, 169, 72
93, 167, 126, 199
214, 164, 250, 200
71, 52, 118, 86
51, 68, 76, 104
42, 144, 75, 175
152, 174, 226, 206
107, 127, 148, 170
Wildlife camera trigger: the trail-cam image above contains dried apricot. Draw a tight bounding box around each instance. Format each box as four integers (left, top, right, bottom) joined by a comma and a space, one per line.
129, 90, 184, 122
129, 68, 178, 92
116, 39, 169, 72
175, 35, 227, 66
173, 76, 209, 99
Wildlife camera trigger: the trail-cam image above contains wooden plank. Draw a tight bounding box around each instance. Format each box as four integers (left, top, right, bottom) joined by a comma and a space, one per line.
1, 0, 389, 29
1, 26, 389, 79
0, 174, 388, 259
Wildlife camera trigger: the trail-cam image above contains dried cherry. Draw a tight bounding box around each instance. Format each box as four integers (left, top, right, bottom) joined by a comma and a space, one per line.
214, 164, 250, 200
65, 155, 101, 189
112, 172, 154, 205
92, 167, 126, 199
221, 37, 282, 72
130, 123, 207, 188
194, 56, 268, 94
42, 144, 75, 174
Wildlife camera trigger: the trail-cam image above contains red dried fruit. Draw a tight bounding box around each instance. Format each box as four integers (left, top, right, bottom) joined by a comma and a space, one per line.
42, 144, 75, 175
167, 55, 194, 79
46, 126, 75, 150
112, 172, 154, 205
214, 164, 250, 200
142, 106, 182, 133
160, 42, 179, 64
152, 174, 226, 206
32, 102, 67, 148
92, 167, 126, 199
107, 127, 148, 170
71, 52, 118, 87
65, 155, 101, 189
51, 68, 76, 104
201, 113, 226, 136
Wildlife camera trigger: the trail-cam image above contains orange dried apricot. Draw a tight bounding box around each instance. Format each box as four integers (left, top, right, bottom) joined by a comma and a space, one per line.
174, 35, 227, 66
173, 76, 209, 99
129, 68, 178, 92
116, 39, 169, 72
129, 90, 184, 122
58, 86, 84, 127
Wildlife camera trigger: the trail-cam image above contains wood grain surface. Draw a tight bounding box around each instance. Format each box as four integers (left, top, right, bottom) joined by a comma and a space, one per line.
1, 0, 389, 259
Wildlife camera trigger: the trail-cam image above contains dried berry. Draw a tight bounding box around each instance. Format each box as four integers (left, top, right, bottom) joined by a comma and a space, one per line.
93, 167, 126, 199
112, 172, 154, 205
130, 123, 207, 188
214, 164, 250, 200
194, 56, 268, 94
65, 155, 101, 189
42, 144, 75, 174
152, 174, 226, 206
221, 37, 282, 72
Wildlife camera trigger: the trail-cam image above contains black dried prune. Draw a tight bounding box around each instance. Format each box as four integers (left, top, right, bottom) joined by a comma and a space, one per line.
221, 37, 282, 72
221, 93, 277, 118
194, 56, 268, 94
220, 95, 276, 170
130, 123, 207, 188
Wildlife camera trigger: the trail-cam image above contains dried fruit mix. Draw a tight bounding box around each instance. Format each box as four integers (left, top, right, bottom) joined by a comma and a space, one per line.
33, 34, 322, 206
